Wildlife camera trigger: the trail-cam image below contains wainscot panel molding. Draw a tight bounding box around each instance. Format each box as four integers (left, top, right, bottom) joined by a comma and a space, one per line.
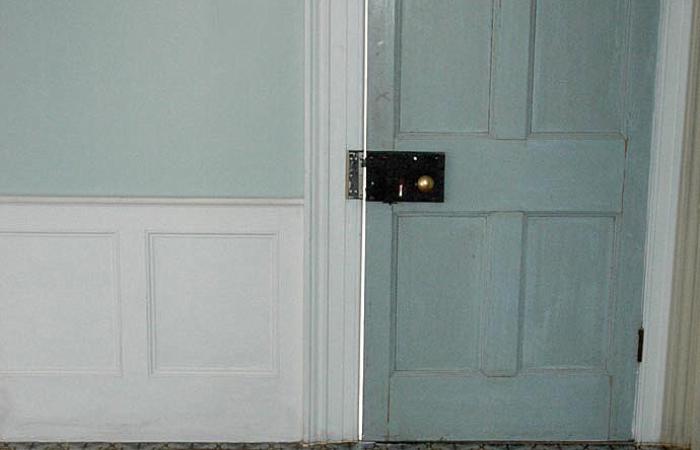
0, 199, 304, 442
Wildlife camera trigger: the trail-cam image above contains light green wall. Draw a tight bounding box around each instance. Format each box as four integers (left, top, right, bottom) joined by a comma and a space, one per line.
0, 0, 305, 197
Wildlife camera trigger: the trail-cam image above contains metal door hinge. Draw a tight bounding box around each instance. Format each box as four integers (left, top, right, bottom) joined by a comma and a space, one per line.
637, 327, 644, 363
346, 150, 364, 200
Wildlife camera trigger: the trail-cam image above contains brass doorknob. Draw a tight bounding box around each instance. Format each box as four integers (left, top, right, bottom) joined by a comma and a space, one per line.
416, 175, 435, 193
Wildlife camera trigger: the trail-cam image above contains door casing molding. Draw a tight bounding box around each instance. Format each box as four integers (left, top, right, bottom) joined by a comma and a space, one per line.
660, 1, 700, 447
305, 0, 692, 443
304, 0, 364, 443
635, 0, 693, 443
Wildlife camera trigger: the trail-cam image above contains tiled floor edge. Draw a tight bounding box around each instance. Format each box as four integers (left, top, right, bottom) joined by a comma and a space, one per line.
0, 442, 690, 450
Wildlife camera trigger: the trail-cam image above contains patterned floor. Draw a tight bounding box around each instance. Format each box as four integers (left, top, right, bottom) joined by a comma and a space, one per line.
0, 443, 683, 450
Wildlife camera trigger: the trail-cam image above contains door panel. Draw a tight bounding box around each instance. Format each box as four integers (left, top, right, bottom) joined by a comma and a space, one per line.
395, 216, 486, 371
522, 217, 615, 370
390, 373, 611, 440
399, 0, 493, 133
364, 0, 659, 440
482, 212, 523, 377
531, 0, 627, 133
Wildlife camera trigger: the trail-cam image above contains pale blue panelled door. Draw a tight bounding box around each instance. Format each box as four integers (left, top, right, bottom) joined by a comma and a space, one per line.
364, 0, 659, 441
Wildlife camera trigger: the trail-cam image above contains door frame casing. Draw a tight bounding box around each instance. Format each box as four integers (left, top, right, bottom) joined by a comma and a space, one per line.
305, 0, 691, 443
660, 3, 700, 445
635, 0, 693, 443
304, 0, 364, 443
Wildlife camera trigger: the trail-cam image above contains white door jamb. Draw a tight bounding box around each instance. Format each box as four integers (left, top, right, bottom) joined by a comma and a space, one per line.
635, 0, 693, 443
304, 0, 365, 443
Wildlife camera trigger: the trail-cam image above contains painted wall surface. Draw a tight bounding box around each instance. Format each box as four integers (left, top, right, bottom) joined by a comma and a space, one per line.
0, 0, 305, 197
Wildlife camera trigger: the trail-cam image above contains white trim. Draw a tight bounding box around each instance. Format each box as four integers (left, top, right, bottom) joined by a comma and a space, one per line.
0, 201, 304, 441
304, 0, 364, 443
0, 196, 303, 206
635, 0, 693, 443
358, 0, 370, 438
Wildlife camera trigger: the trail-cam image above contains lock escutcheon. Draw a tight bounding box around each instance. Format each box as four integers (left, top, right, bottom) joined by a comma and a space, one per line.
360, 151, 444, 203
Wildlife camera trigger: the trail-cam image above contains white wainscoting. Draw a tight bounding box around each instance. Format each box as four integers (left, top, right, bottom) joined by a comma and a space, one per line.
0, 198, 303, 442
0, 231, 122, 376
